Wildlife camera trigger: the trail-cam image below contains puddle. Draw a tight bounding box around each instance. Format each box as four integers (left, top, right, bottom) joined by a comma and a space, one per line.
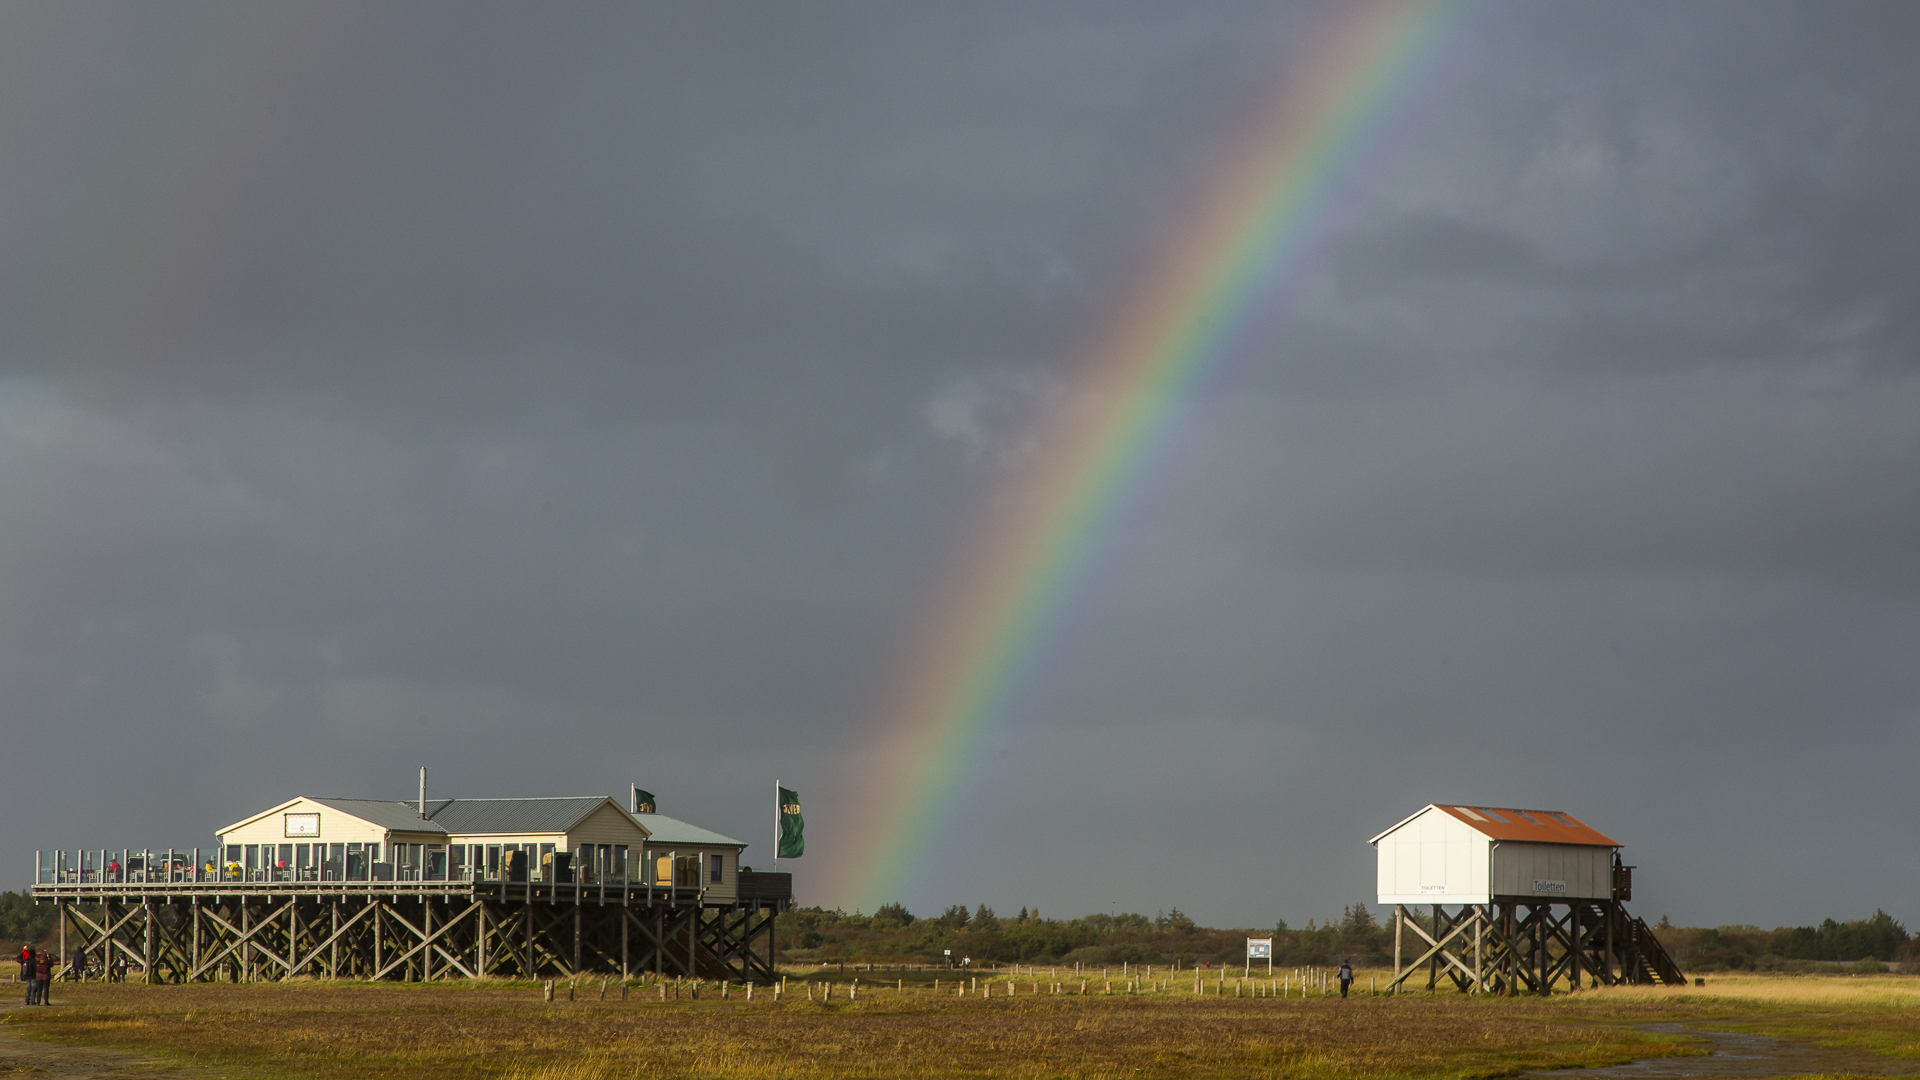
1526, 1022, 1920, 1079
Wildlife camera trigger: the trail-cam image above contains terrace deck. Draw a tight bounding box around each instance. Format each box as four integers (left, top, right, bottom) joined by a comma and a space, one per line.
31, 868, 792, 986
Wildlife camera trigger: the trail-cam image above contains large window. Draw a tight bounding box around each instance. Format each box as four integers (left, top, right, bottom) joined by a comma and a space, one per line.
709, 854, 723, 884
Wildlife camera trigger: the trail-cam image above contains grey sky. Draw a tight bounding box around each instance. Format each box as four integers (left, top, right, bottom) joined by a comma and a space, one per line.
2, 1, 1916, 930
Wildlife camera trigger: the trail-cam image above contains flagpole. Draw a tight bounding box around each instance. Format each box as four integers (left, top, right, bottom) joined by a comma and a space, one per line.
773, 778, 779, 869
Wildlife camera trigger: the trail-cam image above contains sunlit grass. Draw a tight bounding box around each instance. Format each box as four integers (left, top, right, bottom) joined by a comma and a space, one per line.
5, 975, 1914, 1080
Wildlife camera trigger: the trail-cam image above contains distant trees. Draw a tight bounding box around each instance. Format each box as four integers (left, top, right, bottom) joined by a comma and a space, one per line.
1154, 908, 1196, 934
772, 901, 1911, 972
0, 891, 61, 947
1671, 910, 1912, 970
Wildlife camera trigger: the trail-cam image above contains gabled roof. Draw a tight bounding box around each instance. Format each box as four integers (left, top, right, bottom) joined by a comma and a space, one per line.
307, 798, 450, 834
426, 797, 625, 836
628, 812, 745, 848
228, 796, 636, 838
219, 797, 451, 836
1371, 804, 1620, 848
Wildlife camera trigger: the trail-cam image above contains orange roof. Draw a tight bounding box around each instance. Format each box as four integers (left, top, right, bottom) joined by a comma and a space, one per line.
1433, 805, 1620, 847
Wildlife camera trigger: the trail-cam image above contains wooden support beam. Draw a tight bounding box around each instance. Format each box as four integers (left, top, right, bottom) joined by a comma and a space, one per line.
1382, 909, 1481, 992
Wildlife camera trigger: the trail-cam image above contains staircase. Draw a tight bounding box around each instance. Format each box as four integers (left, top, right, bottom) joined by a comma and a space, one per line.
1611, 908, 1687, 985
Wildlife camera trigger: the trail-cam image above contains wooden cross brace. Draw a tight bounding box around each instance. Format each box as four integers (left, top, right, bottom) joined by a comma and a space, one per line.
373, 901, 483, 981
1384, 911, 1482, 991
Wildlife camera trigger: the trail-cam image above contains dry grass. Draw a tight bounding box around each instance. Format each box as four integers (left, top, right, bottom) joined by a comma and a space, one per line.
1621, 975, 1920, 1062
11, 976, 1919, 1080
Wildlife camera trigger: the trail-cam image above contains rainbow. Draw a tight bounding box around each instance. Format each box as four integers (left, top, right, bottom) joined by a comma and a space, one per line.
841, 0, 1471, 909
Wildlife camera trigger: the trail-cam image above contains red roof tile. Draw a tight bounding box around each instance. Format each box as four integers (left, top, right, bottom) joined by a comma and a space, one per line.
1433, 805, 1619, 847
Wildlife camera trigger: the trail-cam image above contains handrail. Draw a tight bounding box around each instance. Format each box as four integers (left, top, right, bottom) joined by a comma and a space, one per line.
1629, 916, 1687, 985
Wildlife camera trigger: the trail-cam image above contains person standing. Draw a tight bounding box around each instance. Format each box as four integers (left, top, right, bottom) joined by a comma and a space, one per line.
19, 947, 34, 1005
34, 949, 52, 1005
1337, 958, 1354, 999
73, 944, 86, 983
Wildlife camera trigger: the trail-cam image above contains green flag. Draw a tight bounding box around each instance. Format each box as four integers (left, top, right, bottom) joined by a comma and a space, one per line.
630, 787, 656, 815
777, 786, 805, 858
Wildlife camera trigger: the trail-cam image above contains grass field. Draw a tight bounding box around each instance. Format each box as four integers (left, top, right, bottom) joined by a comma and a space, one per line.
3, 974, 1916, 1080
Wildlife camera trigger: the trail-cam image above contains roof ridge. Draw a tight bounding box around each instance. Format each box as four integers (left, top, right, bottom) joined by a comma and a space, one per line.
423, 795, 606, 803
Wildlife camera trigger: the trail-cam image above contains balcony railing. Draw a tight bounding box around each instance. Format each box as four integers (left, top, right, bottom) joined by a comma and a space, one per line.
34, 846, 723, 891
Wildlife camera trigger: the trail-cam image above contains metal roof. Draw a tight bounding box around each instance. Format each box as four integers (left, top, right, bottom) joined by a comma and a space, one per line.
304, 798, 449, 834
294, 796, 625, 837
425, 797, 619, 835
628, 812, 745, 848
227, 795, 731, 843
1371, 804, 1620, 847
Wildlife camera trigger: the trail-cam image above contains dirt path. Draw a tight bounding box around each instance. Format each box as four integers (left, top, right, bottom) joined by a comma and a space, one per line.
0, 1021, 187, 1079
1524, 1022, 1920, 1079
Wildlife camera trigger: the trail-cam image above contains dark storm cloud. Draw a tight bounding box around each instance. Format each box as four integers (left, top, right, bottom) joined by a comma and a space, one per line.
2, 2, 1916, 930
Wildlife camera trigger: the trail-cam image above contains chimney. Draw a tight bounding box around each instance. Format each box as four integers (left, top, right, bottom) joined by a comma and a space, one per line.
418, 766, 427, 819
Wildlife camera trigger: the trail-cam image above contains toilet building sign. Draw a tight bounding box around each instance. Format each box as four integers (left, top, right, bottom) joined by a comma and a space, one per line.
1532, 879, 1566, 893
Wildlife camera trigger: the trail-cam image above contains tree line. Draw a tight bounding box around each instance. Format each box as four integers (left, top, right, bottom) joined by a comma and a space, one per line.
786, 901, 1916, 970
1658, 910, 1916, 972
791, 902, 1399, 967
3, 890, 1911, 973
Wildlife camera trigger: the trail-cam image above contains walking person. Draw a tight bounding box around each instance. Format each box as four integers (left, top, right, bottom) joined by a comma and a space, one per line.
35, 949, 52, 1005
1337, 958, 1354, 999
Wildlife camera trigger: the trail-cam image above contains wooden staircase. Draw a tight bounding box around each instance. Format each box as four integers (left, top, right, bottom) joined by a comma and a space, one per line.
1612, 908, 1687, 985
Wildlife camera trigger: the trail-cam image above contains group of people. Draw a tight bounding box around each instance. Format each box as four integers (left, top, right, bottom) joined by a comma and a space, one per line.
18, 946, 52, 1005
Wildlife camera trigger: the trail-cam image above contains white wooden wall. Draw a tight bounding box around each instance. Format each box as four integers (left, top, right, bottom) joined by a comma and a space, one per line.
1375, 806, 1492, 905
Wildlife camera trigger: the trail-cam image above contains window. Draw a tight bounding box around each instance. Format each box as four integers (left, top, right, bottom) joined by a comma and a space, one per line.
613, 845, 628, 883
1476, 808, 1509, 823
1455, 807, 1487, 821
1513, 810, 1541, 825
1549, 812, 1576, 828
709, 854, 723, 884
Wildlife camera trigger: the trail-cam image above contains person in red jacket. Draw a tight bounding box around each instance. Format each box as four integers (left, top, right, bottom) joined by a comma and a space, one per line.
18, 947, 33, 1005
